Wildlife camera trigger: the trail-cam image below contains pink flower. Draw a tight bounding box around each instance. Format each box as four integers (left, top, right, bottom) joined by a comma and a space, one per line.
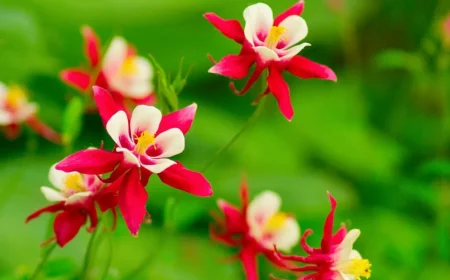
211, 181, 300, 280
205, 1, 336, 121
26, 164, 118, 247
0, 82, 62, 144
55, 86, 212, 235
61, 26, 155, 111
274, 193, 371, 280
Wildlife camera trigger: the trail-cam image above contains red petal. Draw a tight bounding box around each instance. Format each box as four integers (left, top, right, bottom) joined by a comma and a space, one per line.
158, 163, 213, 197
92, 86, 121, 126
25, 202, 65, 223
26, 116, 62, 144
229, 65, 264, 96
332, 225, 347, 245
217, 200, 245, 233
240, 247, 259, 280
287, 56, 337, 81
56, 149, 123, 174
204, 13, 245, 44
274, 1, 305, 26
156, 103, 197, 135
267, 66, 294, 121
240, 178, 249, 211
95, 173, 124, 212
118, 168, 148, 236
321, 192, 337, 253
54, 210, 87, 247
131, 93, 157, 106
81, 25, 101, 67
60, 69, 91, 91
3, 124, 21, 140
208, 54, 255, 79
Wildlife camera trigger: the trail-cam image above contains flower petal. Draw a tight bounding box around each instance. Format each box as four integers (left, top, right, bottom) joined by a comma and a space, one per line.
322, 192, 338, 253
254, 46, 279, 63
95, 173, 124, 212
287, 55, 337, 81
93, 86, 122, 126
335, 229, 361, 262
272, 217, 300, 252
217, 199, 245, 233
56, 149, 123, 174
48, 164, 69, 190
65, 192, 92, 205
60, 69, 91, 91
208, 54, 255, 79
118, 168, 148, 236
280, 42, 311, 61
141, 157, 176, 174
0, 111, 12, 125
204, 13, 245, 44
54, 210, 87, 247
239, 247, 259, 280
154, 128, 185, 158
102, 37, 128, 80
130, 105, 162, 136
41, 187, 66, 202
25, 202, 64, 223
156, 103, 197, 135
81, 25, 101, 67
278, 16, 308, 48
267, 66, 294, 121
274, 0, 305, 26
106, 111, 133, 148
116, 147, 140, 166
244, 3, 274, 46
158, 163, 213, 197
247, 191, 281, 234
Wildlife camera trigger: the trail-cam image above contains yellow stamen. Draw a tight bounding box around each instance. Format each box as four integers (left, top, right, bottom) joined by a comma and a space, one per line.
121, 56, 137, 74
134, 131, 156, 155
264, 212, 289, 232
64, 173, 85, 193
341, 259, 372, 280
265, 26, 288, 49
5, 85, 27, 109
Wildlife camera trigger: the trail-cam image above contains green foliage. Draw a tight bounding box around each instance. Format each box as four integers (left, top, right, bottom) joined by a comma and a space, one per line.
62, 96, 84, 146
42, 257, 78, 278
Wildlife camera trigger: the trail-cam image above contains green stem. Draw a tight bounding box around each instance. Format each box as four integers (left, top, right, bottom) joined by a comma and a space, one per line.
80, 222, 102, 280
201, 95, 267, 173
99, 233, 113, 280
29, 243, 57, 280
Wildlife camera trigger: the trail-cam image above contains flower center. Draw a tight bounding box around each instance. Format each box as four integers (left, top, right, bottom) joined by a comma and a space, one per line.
64, 173, 86, 193
264, 212, 289, 232
121, 56, 137, 75
341, 258, 372, 280
5, 85, 27, 109
134, 131, 156, 155
265, 26, 288, 49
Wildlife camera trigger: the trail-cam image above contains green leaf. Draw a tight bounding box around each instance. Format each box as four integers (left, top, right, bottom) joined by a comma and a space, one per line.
42, 257, 77, 278
62, 96, 84, 145
374, 49, 425, 74
419, 159, 450, 180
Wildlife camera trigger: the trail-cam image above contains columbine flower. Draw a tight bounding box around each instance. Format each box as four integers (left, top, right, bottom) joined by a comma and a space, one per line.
55, 86, 212, 235
26, 164, 118, 247
205, 1, 336, 121
211, 180, 300, 280
274, 193, 371, 280
61, 26, 155, 110
0, 82, 61, 143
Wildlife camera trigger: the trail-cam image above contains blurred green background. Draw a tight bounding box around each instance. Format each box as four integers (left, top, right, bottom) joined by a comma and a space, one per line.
0, 0, 450, 279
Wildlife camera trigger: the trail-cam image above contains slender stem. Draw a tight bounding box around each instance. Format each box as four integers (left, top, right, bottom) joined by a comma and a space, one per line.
99, 233, 113, 280
201, 94, 267, 173
80, 222, 102, 280
29, 243, 57, 280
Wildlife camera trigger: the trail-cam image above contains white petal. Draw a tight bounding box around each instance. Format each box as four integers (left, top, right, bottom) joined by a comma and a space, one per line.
349, 249, 362, 260
154, 128, 185, 158
278, 16, 308, 48
337, 272, 351, 280
48, 164, 70, 190
335, 229, 361, 263
130, 105, 162, 135
0, 82, 8, 99
247, 191, 281, 235
40, 186, 66, 202
102, 37, 128, 79
65, 191, 92, 205
141, 158, 176, 174
244, 3, 274, 46
280, 42, 311, 61
0, 110, 12, 125
134, 56, 154, 80
15, 103, 38, 122
272, 217, 300, 252
116, 147, 140, 166
254, 46, 279, 63
106, 111, 131, 147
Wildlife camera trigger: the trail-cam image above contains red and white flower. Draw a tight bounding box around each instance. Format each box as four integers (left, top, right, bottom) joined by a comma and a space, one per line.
26, 164, 118, 247
61, 26, 155, 110
274, 193, 372, 280
55, 86, 212, 235
211, 181, 299, 280
205, 1, 337, 121
0, 82, 61, 143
